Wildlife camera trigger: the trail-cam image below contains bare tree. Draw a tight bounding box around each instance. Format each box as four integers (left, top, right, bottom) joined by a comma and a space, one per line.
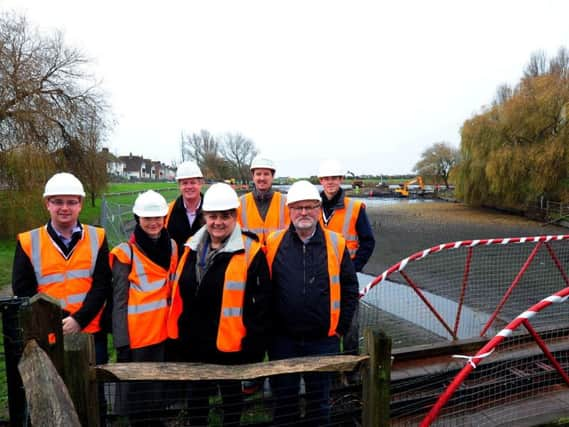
494, 83, 513, 106
181, 129, 224, 179
221, 132, 258, 184
524, 50, 548, 78
413, 142, 460, 188
549, 46, 569, 77
0, 12, 110, 190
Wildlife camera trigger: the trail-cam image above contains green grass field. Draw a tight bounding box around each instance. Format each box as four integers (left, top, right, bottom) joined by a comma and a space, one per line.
0, 182, 183, 287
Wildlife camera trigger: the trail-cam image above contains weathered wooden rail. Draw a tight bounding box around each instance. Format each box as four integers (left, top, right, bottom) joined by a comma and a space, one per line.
3, 294, 392, 427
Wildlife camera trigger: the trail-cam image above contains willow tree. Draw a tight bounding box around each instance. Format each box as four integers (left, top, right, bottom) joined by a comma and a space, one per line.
457, 48, 569, 208
0, 12, 110, 196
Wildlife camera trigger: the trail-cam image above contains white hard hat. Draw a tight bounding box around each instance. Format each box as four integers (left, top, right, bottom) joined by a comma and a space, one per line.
176, 161, 203, 180
43, 172, 85, 198
250, 156, 275, 172
286, 180, 321, 205
202, 183, 239, 211
132, 190, 169, 217
317, 159, 344, 178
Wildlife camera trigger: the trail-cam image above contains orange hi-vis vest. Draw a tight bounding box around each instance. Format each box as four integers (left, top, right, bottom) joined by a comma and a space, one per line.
266, 228, 344, 337
237, 192, 290, 243
18, 225, 106, 333
164, 200, 176, 228
167, 234, 261, 352
110, 240, 178, 349
321, 197, 362, 259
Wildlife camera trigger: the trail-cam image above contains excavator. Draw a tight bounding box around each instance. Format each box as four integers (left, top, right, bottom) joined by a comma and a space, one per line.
394, 176, 424, 197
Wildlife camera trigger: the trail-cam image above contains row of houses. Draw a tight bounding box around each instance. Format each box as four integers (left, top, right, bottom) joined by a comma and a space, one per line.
103, 148, 177, 181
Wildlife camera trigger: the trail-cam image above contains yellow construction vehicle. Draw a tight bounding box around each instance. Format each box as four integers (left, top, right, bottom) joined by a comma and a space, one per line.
394, 176, 424, 197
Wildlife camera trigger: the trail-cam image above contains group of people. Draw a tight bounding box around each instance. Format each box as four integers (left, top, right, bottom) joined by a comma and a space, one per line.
12, 156, 375, 426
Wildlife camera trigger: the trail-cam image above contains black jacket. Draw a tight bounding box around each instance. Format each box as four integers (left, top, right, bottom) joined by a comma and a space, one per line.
12, 221, 112, 330
166, 194, 205, 257
176, 226, 272, 365
270, 223, 359, 339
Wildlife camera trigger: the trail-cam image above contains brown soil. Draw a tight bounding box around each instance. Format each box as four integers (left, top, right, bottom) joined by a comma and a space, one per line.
363, 200, 568, 277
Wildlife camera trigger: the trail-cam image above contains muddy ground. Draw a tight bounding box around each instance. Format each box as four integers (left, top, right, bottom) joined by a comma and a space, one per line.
362, 200, 568, 277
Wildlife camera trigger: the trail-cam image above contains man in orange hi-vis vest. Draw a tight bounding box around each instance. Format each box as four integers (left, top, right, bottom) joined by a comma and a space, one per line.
12, 172, 112, 366
237, 156, 290, 244
168, 182, 272, 426
265, 180, 358, 426
110, 190, 178, 425
318, 159, 375, 364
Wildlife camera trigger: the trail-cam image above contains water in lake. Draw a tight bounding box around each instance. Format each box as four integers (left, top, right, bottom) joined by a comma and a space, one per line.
357, 273, 497, 340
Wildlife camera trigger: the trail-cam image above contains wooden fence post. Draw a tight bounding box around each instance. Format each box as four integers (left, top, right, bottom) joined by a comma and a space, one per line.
1, 294, 65, 426
18, 340, 81, 427
362, 327, 391, 427
21, 294, 65, 375
64, 333, 99, 427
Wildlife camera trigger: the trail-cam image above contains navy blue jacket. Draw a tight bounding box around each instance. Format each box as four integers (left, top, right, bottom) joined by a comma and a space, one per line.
270, 223, 359, 339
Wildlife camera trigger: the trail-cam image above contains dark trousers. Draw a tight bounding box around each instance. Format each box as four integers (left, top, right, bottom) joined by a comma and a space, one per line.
343, 304, 360, 355
93, 332, 109, 425
269, 335, 340, 426
114, 343, 167, 427
189, 380, 243, 426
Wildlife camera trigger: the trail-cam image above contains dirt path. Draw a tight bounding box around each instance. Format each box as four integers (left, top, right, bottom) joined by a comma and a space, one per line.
363, 200, 568, 277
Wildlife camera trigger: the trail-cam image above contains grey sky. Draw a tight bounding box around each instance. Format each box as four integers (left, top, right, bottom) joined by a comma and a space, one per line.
3, 0, 569, 177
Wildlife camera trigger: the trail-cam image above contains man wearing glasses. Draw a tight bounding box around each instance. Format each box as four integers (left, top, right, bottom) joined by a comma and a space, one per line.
265, 180, 358, 426
12, 172, 112, 365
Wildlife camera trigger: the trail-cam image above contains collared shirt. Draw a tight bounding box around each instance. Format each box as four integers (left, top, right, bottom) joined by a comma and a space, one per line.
183, 197, 201, 227
53, 224, 82, 248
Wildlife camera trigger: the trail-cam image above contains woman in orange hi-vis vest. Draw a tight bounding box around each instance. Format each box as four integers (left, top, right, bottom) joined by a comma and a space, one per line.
110, 190, 178, 426
167, 183, 272, 427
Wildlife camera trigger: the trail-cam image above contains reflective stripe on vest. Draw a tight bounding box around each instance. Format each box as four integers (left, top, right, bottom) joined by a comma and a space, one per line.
217, 235, 259, 352
238, 192, 289, 242
30, 225, 100, 287
321, 197, 361, 259
266, 228, 344, 336
111, 240, 178, 349
19, 225, 105, 333
67, 292, 87, 304
128, 299, 168, 315
131, 250, 167, 292
325, 230, 342, 335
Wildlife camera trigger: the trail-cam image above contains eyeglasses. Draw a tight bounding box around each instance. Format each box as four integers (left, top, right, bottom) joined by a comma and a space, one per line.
205, 212, 234, 221
289, 204, 320, 212
49, 199, 81, 207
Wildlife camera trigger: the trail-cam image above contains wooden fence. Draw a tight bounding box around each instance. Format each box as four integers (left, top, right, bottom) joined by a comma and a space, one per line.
525, 199, 569, 224
3, 294, 392, 426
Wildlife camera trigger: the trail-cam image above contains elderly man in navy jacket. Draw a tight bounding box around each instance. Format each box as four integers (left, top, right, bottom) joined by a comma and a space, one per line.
265, 180, 358, 426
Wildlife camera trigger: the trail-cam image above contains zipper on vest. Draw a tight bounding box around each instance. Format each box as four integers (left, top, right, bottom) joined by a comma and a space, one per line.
302, 244, 306, 295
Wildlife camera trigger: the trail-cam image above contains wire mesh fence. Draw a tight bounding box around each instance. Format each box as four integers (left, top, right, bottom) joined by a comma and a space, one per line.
100, 187, 179, 247
359, 235, 569, 349
100, 372, 363, 426
356, 234, 569, 426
